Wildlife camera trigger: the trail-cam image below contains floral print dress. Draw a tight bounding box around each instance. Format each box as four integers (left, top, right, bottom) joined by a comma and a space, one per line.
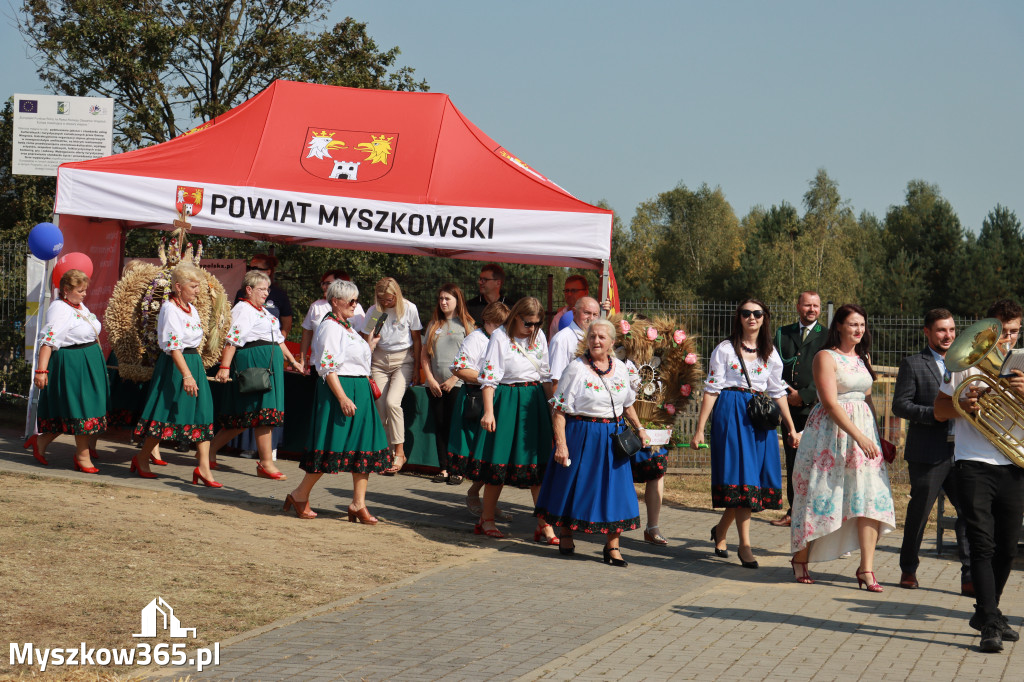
790, 350, 895, 561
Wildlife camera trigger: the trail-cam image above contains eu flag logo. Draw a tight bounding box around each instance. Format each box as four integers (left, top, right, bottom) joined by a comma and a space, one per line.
18, 100, 38, 113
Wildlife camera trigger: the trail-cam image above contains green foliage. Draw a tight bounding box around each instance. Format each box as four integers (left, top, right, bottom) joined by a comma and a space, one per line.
19, 0, 428, 149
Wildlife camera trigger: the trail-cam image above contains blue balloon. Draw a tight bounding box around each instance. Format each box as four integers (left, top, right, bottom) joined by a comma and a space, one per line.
28, 222, 64, 261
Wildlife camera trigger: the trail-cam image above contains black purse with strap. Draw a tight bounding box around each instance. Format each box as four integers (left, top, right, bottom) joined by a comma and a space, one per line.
596, 368, 643, 461
735, 347, 781, 431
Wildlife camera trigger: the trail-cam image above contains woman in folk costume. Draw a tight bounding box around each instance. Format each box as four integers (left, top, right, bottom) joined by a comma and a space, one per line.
284, 279, 391, 522
210, 269, 303, 479
25, 269, 109, 472
452, 296, 557, 543
130, 264, 220, 486
535, 318, 649, 566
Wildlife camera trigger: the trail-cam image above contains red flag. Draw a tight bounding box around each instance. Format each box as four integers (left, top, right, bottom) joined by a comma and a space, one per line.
607, 263, 621, 315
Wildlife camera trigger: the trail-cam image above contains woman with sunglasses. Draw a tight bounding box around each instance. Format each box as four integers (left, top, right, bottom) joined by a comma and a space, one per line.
284, 279, 390, 522
361, 277, 422, 475
691, 299, 799, 569
452, 296, 557, 543
420, 283, 475, 483
299, 270, 365, 372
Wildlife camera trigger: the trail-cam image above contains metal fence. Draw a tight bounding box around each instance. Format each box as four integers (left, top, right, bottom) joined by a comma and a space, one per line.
0, 242, 29, 398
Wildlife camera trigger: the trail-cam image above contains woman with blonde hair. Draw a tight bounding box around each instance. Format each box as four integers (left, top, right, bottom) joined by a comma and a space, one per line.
452, 296, 556, 543
420, 283, 475, 483
210, 269, 303, 479
361, 277, 422, 475
129, 264, 220, 484
25, 269, 109, 472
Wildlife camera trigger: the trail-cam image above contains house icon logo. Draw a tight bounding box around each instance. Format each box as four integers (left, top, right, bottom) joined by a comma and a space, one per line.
132, 597, 197, 639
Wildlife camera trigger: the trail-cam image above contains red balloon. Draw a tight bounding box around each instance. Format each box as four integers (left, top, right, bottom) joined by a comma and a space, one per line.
51, 252, 95, 290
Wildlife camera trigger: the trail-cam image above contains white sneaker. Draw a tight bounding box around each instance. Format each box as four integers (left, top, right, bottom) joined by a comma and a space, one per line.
271, 449, 278, 461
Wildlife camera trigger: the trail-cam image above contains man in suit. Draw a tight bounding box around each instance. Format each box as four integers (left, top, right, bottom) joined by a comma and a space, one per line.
771, 290, 828, 527
894, 308, 971, 593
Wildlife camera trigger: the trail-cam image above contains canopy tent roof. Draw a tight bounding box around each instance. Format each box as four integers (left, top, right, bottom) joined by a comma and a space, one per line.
54, 80, 613, 269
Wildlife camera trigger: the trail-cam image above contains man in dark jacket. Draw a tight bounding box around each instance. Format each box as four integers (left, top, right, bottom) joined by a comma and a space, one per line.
771, 291, 828, 527
892, 308, 971, 594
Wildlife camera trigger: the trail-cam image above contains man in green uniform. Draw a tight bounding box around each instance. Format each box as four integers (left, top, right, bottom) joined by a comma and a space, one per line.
771, 291, 828, 527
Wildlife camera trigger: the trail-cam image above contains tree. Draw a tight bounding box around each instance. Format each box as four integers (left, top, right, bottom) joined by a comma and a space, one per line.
0, 100, 56, 238
20, 0, 428, 148
950, 205, 1024, 314
622, 183, 742, 300
883, 180, 964, 311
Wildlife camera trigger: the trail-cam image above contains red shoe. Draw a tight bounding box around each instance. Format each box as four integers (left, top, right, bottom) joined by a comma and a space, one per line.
209, 461, 220, 470
23, 434, 47, 466
856, 569, 883, 593
791, 559, 815, 584
192, 467, 222, 488
73, 458, 99, 474
130, 455, 157, 479
150, 454, 169, 466
256, 462, 287, 480
476, 518, 504, 538
347, 505, 378, 525
89, 448, 99, 461
534, 523, 560, 545
283, 494, 316, 519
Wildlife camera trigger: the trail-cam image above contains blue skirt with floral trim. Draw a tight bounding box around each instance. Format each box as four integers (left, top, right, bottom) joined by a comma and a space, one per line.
710, 389, 782, 511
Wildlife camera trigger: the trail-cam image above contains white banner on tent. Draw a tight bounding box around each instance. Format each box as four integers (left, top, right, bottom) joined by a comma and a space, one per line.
55, 169, 613, 263
13, 94, 114, 176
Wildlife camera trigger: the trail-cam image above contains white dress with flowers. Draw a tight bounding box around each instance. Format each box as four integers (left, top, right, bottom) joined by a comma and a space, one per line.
790, 350, 895, 561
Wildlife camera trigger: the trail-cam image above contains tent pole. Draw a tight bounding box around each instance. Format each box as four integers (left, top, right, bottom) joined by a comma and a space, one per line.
599, 259, 610, 319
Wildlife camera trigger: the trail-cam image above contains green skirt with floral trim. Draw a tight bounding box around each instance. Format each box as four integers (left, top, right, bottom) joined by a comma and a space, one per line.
217, 344, 285, 428
38, 343, 109, 435
134, 352, 215, 442
446, 384, 481, 471
450, 382, 552, 487
299, 375, 391, 474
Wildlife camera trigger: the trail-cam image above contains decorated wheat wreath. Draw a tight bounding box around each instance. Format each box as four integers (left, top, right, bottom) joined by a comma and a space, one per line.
605, 312, 702, 428
104, 225, 231, 382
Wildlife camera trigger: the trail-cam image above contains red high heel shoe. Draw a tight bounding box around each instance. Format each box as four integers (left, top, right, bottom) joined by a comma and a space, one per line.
283, 494, 316, 519
192, 467, 222, 488
791, 559, 815, 584
256, 462, 287, 480
347, 505, 378, 525
856, 569, 883, 593
130, 455, 158, 479
534, 523, 560, 545
23, 434, 48, 466
73, 457, 99, 474
209, 461, 220, 470
474, 518, 504, 538
89, 448, 99, 461
150, 454, 169, 466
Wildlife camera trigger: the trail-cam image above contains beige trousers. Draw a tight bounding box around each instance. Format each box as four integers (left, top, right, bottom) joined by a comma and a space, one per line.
371, 348, 413, 445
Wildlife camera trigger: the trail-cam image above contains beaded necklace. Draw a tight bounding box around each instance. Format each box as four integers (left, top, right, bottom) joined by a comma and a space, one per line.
586, 352, 613, 377
326, 312, 352, 329
244, 299, 265, 313
171, 296, 192, 315
63, 299, 83, 310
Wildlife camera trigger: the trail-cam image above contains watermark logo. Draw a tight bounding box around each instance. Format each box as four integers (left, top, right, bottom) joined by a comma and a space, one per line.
10, 597, 219, 672
134, 597, 196, 638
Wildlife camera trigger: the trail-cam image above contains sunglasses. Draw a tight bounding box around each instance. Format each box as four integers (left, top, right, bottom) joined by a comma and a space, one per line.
739, 309, 764, 319
520, 319, 543, 328
348, 298, 359, 305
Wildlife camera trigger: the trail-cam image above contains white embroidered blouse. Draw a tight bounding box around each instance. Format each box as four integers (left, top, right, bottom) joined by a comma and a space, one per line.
40, 300, 100, 349
226, 300, 285, 347
311, 315, 371, 378
158, 300, 203, 353
703, 340, 787, 398
478, 326, 551, 387
450, 329, 490, 377
302, 299, 366, 333
549, 357, 636, 418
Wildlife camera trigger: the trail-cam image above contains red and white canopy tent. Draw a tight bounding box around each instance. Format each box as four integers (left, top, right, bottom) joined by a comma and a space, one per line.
52, 79, 615, 331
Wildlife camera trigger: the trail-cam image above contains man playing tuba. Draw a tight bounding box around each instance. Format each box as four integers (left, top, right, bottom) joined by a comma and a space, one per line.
935, 299, 1024, 653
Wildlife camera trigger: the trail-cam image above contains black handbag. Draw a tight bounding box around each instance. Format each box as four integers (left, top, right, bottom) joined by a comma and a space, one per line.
736, 349, 781, 431
598, 372, 643, 461
236, 354, 274, 394
462, 385, 483, 421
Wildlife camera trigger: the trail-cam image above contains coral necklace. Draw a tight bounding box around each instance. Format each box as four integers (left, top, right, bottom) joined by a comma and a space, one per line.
64, 300, 82, 310
171, 297, 192, 315
244, 299, 264, 312
326, 312, 352, 329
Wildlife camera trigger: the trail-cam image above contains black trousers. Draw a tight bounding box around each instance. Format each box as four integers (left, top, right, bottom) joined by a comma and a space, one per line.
956, 460, 1024, 627
429, 389, 460, 471
783, 411, 809, 514
899, 458, 971, 579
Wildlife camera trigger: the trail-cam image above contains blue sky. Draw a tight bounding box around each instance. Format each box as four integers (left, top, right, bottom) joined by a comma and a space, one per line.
5, 1, 1022, 233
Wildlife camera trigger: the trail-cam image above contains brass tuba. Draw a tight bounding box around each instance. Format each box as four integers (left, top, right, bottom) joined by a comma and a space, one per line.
945, 318, 1024, 468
